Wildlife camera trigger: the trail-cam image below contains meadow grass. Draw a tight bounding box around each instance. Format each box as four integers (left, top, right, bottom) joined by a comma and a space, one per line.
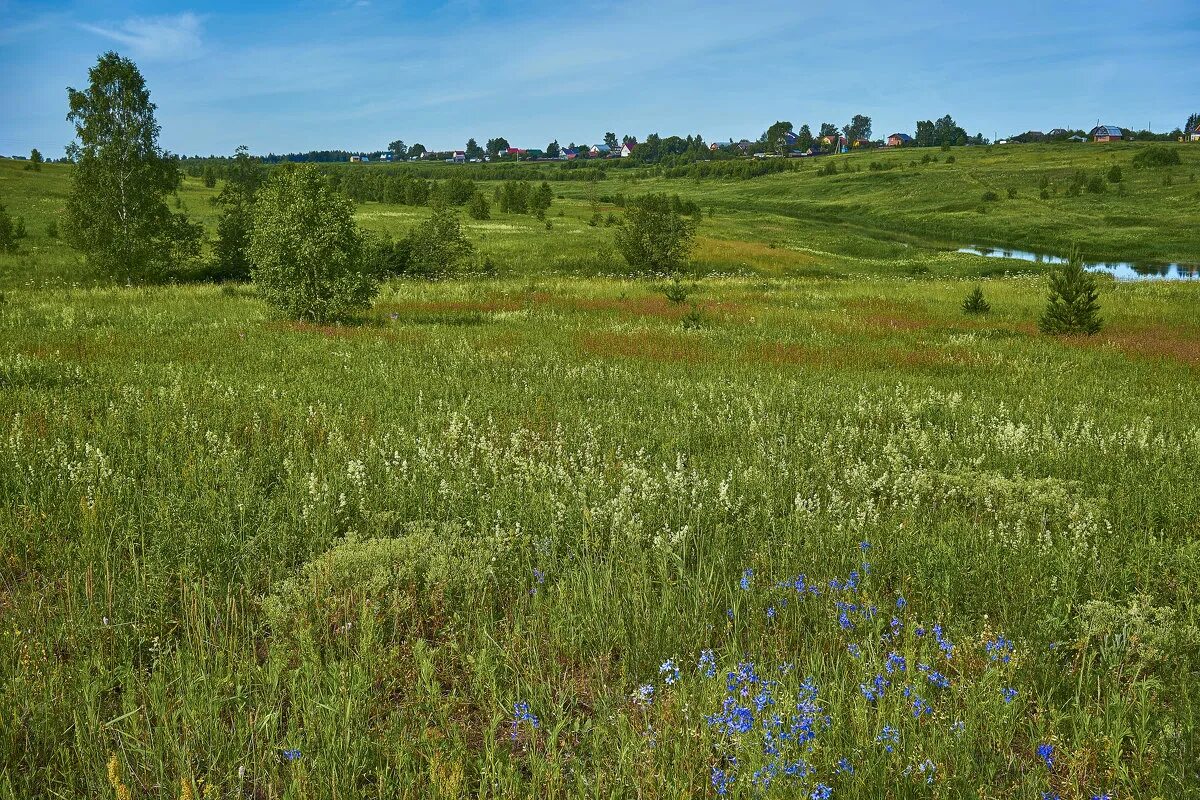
1, 147, 1199, 798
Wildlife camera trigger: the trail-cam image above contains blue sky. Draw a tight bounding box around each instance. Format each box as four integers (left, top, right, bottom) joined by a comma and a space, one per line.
1, 0, 1197, 156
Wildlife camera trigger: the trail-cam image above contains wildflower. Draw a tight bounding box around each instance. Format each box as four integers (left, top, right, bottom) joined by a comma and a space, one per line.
1041, 794, 1062, 800
726, 608, 735, 620
896, 596, 907, 610
885, 652, 907, 674
1091, 795, 1112, 800
633, 684, 655, 706
910, 694, 932, 717
509, 701, 540, 740
1001, 687, 1018, 704
985, 636, 1014, 664
791, 575, 808, 593
890, 616, 903, 635
783, 759, 809, 777
711, 766, 733, 796
836, 757, 854, 774
1037, 743, 1054, 769
740, 569, 753, 590
766, 605, 777, 620
933, 624, 954, 658
659, 659, 681, 685
916, 758, 936, 784
951, 720, 965, 735
847, 643, 861, 658
925, 669, 950, 689
811, 783, 833, 800
698, 649, 717, 678
838, 611, 853, 630
876, 725, 900, 753
860, 541, 871, 550
281, 748, 302, 762
532, 568, 545, 584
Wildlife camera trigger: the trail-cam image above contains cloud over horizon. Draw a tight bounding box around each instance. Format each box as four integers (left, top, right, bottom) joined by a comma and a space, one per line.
78, 12, 204, 62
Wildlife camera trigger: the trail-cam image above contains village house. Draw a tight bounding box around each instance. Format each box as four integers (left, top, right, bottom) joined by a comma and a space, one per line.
451, 151, 466, 163
1190, 123, 1200, 142
886, 133, 912, 147
588, 144, 611, 157
620, 140, 636, 157
1090, 125, 1125, 143
561, 148, 577, 160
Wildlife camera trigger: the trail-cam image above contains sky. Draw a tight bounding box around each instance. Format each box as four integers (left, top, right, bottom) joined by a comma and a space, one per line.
1, 0, 1197, 157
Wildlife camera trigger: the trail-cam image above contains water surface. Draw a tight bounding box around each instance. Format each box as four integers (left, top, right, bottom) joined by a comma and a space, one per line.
958, 246, 1200, 281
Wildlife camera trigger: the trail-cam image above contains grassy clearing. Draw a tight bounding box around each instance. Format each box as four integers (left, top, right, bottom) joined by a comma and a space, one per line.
1, 147, 1199, 798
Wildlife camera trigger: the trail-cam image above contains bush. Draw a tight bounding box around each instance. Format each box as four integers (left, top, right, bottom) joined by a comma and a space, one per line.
1006, 187, 1017, 199
613, 193, 698, 274
981, 191, 1000, 202
1039, 252, 1102, 335
404, 203, 475, 276
945, 155, 956, 164
1107, 165, 1123, 183
1131, 147, 1181, 169
249, 165, 377, 322
466, 191, 490, 220
263, 521, 525, 656
661, 276, 690, 305
1085, 174, 1106, 194
0, 204, 24, 253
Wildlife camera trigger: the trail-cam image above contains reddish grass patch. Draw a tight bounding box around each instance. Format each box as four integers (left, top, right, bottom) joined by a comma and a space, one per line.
578, 330, 712, 363
1083, 325, 1200, 367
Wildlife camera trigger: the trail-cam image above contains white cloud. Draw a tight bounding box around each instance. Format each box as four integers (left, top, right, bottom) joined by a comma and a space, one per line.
79, 12, 204, 62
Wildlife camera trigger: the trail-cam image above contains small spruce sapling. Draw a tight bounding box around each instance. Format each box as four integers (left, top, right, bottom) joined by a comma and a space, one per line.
1038, 251, 1102, 335
961, 285, 990, 315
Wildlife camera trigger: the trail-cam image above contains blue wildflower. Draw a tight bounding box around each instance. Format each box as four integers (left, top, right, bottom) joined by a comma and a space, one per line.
659, 659, 681, 686
711, 766, 733, 796
890, 616, 903, 635
838, 611, 854, 630
847, 642, 861, 658
860, 541, 871, 550
740, 569, 753, 590
985, 636, 1014, 664
916, 758, 936, 784
836, 757, 854, 774
532, 568, 545, 584
1001, 687, 1018, 704
509, 701, 540, 740
633, 684, 654, 706
1037, 743, 1054, 768
698, 649, 717, 678
811, 783, 833, 800
896, 596, 907, 609
766, 605, 777, 620
281, 748, 301, 762
876, 725, 900, 753
885, 651, 907, 674
783, 759, 810, 778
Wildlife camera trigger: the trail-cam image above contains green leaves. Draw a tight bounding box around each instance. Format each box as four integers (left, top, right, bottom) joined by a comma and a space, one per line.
249, 165, 377, 322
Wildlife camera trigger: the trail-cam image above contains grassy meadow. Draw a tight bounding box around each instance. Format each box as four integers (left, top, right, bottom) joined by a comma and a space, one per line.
1, 143, 1199, 798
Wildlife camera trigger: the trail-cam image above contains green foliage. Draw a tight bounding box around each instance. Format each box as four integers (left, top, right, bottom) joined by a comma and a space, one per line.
1131, 147, 1181, 169
981, 190, 1000, 202
26, 148, 43, 171
1006, 187, 1017, 199
499, 181, 529, 213
466, 190, 491, 220
63, 52, 201, 278
1085, 174, 1106, 194
661, 275, 690, 305
1107, 164, 1123, 183
961, 285, 991, 314
248, 164, 376, 321
0, 203, 23, 253
1038, 252, 1102, 335
202, 164, 217, 188
212, 145, 265, 280
613, 193, 697, 274
403, 203, 475, 276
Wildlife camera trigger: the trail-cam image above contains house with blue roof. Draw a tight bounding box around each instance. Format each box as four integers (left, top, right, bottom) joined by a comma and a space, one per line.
1089, 125, 1125, 143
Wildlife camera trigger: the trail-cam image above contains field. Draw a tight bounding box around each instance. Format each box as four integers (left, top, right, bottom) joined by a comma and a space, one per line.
1, 144, 1199, 798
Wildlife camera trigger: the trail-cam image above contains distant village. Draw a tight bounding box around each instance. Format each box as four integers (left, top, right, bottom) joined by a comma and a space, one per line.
340, 120, 1200, 166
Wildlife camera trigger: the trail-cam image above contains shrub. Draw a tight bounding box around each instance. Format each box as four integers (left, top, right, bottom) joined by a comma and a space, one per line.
945, 155, 956, 164
1039, 252, 1102, 335
613, 193, 698, 274
1085, 174, 1106, 194
1106, 165, 1123, 183
1006, 187, 1017, 199
661, 276, 690, 305
263, 522, 525, 656
1131, 147, 1181, 169
0, 204, 24, 253
46, 220, 58, 239
249, 165, 377, 322
1039, 188, 1051, 200
981, 191, 1000, 202
403, 203, 475, 276
961, 286, 991, 314
466, 191, 490, 220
